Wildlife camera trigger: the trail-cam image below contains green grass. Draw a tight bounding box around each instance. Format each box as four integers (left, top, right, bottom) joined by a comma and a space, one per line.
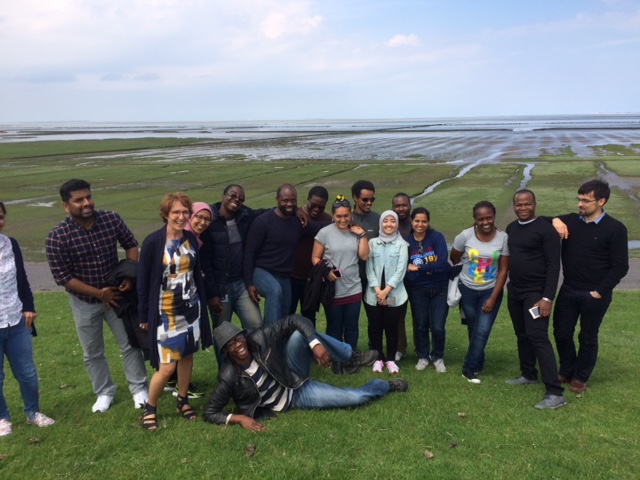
1, 291, 639, 479
1, 138, 639, 260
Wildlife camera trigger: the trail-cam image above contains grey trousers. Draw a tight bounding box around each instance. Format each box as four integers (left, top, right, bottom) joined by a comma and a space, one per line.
68, 295, 148, 397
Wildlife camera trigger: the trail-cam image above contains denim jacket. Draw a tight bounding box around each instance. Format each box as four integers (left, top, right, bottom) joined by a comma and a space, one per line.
364, 237, 409, 307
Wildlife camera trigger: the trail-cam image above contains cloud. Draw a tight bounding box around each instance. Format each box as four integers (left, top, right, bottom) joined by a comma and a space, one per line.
387, 34, 420, 47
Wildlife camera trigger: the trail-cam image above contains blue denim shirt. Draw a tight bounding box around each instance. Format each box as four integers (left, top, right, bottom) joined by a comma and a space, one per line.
364, 237, 409, 306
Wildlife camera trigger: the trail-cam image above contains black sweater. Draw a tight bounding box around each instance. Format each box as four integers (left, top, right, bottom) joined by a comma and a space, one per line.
555, 213, 628, 296
506, 218, 560, 300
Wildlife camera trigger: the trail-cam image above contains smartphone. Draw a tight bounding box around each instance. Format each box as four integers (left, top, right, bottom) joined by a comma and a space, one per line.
333, 268, 343, 278
529, 306, 541, 319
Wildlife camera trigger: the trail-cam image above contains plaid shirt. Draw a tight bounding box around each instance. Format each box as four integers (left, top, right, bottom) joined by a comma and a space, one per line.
46, 210, 138, 304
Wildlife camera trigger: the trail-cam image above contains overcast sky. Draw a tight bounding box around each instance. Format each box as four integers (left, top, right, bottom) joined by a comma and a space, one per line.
1, 0, 639, 122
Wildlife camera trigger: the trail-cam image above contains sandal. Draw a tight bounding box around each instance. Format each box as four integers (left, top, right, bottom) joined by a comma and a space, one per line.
142, 403, 158, 430
176, 394, 197, 420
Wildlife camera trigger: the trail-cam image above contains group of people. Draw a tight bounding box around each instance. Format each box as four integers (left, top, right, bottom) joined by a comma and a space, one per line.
0, 177, 628, 436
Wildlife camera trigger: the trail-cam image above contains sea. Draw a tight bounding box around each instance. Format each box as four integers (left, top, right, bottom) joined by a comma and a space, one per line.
2, 114, 639, 246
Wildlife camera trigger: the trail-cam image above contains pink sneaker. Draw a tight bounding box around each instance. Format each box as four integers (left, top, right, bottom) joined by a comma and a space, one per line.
372, 360, 384, 373
27, 412, 55, 427
385, 361, 400, 375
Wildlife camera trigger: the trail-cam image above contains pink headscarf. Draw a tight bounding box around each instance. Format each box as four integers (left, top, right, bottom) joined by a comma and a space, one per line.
185, 202, 213, 248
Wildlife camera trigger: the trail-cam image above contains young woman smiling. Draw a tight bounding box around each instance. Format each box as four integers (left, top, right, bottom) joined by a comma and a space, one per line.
450, 201, 509, 385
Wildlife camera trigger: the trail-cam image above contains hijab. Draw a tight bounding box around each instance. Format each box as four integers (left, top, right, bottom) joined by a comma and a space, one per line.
185, 202, 213, 248
377, 210, 400, 243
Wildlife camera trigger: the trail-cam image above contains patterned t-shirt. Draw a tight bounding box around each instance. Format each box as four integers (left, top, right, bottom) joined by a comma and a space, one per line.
452, 227, 509, 290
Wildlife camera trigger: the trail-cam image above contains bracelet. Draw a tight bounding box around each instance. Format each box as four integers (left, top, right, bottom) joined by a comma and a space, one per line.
358, 233, 366, 238
100, 289, 105, 299
542, 297, 552, 303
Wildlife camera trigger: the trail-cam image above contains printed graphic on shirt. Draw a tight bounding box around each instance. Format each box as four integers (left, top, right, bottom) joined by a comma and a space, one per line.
467, 248, 499, 284
410, 246, 438, 266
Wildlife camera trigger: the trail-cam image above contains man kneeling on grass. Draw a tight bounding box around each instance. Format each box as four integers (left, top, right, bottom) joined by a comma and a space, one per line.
203, 315, 408, 430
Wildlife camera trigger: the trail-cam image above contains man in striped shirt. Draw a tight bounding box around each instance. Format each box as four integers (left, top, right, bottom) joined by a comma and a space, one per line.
204, 315, 408, 430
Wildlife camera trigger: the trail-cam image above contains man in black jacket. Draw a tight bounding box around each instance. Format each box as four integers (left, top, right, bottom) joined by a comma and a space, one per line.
200, 184, 267, 331
203, 315, 407, 430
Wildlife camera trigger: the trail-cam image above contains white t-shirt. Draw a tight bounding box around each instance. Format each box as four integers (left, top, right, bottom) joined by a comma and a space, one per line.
452, 227, 509, 290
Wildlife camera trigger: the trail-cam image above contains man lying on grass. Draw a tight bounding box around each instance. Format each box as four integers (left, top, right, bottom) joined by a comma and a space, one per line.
203, 315, 408, 431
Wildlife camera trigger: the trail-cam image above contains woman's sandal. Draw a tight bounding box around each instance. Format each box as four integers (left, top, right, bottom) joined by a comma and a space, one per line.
142, 403, 158, 430
176, 394, 197, 420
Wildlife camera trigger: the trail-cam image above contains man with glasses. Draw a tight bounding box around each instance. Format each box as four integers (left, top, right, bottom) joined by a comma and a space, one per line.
200, 185, 268, 333
548, 180, 628, 393
351, 180, 380, 240
203, 316, 407, 430
45, 179, 148, 413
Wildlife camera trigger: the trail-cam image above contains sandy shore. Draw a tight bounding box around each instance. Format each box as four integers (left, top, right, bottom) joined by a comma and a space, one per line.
26, 260, 640, 293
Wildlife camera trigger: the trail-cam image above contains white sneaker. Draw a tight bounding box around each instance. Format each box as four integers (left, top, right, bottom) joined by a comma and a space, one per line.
372, 360, 384, 373
394, 351, 404, 362
0, 419, 12, 437
133, 390, 149, 409
433, 359, 447, 373
92, 394, 114, 413
385, 360, 400, 375
415, 358, 430, 371
26, 412, 55, 427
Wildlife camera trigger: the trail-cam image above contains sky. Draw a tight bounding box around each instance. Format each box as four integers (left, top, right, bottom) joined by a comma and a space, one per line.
1, 0, 639, 122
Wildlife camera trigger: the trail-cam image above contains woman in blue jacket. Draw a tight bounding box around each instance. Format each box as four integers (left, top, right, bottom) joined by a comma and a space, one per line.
404, 207, 451, 373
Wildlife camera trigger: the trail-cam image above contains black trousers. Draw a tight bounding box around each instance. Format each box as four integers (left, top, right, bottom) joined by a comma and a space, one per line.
364, 302, 407, 362
553, 284, 612, 383
508, 289, 563, 396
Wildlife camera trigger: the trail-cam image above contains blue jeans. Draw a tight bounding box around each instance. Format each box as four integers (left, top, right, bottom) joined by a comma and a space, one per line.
407, 284, 449, 360
459, 283, 503, 374
285, 331, 390, 409
323, 300, 361, 350
213, 279, 262, 330
0, 317, 40, 420
253, 268, 292, 326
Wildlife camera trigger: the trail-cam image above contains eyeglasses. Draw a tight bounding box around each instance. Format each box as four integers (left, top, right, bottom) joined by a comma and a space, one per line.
333, 200, 351, 208
223, 334, 245, 350
577, 197, 597, 204
224, 193, 245, 203
170, 210, 190, 217
417, 241, 424, 255
360, 197, 375, 203
194, 214, 212, 224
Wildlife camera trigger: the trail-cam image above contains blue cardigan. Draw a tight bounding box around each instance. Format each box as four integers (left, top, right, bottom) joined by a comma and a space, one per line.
137, 226, 213, 368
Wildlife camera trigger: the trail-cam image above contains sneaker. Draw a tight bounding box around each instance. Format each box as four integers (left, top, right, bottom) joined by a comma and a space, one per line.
26, 412, 55, 427
0, 419, 12, 437
415, 358, 430, 371
372, 360, 384, 373
172, 382, 204, 399
506, 375, 539, 386
344, 349, 378, 369
164, 379, 177, 392
433, 358, 447, 373
92, 394, 114, 413
385, 360, 399, 375
388, 379, 408, 392
394, 351, 404, 362
462, 372, 481, 385
133, 390, 149, 409
535, 394, 567, 410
